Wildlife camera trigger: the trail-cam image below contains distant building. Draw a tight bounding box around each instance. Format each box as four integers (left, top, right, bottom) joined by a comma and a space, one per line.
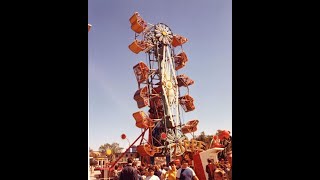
90, 151, 109, 167
90, 147, 140, 168
114, 146, 139, 164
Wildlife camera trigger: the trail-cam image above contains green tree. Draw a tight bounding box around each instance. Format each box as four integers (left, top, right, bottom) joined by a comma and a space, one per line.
195, 131, 213, 149
99, 142, 124, 162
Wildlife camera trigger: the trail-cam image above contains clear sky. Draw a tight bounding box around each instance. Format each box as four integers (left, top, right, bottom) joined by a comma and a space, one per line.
89, 0, 232, 151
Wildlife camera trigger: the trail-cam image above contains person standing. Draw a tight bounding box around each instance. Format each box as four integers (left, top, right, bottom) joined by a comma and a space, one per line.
145, 166, 160, 180
205, 159, 215, 180
213, 169, 225, 180
165, 161, 177, 180
154, 165, 162, 179
176, 159, 199, 180
112, 165, 120, 180
119, 158, 139, 180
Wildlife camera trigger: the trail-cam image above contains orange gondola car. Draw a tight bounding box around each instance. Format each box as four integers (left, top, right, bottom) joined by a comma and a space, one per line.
133, 62, 149, 84
129, 12, 147, 33
129, 12, 140, 24
129, 40, 153, 54
177, 74, 194, 87
181, 120, 199, 134
171, 34, 188, 47
133, 111, 153, 128
174, 52, 188, 70
179, 94, 195, 112
134, 86, 149, 108
131, 19, 147, 34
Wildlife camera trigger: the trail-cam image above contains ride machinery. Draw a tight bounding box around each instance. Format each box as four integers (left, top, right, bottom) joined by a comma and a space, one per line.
128, 12, 201, 163
110, 12, 231, 168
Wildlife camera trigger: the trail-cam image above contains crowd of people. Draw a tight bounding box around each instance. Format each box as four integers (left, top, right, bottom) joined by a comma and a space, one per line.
109, 150, 232, 180
205, 151, 232, 180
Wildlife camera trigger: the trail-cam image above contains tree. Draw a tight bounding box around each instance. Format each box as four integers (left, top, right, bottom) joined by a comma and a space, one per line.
196, 131, 206, 142
99, 142, 124, 162
195, 131, 213, 149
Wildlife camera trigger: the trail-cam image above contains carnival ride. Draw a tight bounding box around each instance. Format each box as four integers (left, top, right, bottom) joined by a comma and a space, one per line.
88, 24, 92, 32
129, 12, 202, 161
101, 13, 232, 179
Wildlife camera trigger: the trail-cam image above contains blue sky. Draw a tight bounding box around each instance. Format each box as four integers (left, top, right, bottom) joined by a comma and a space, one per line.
89, 0, 232, 151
